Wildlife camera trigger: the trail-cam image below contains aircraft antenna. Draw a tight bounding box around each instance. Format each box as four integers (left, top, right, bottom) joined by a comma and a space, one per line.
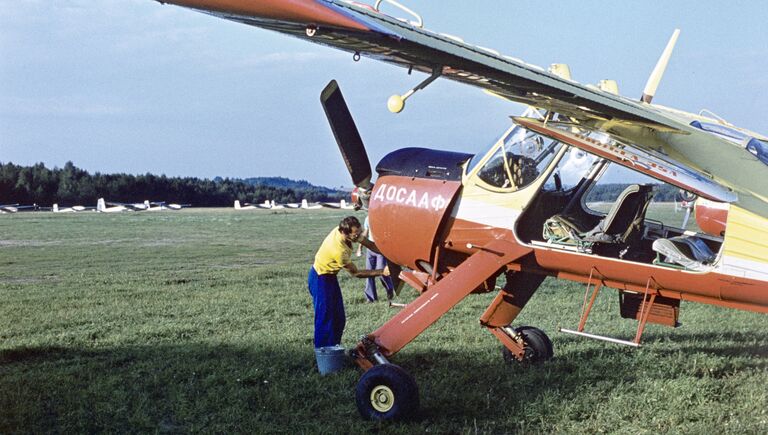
641, 29, 680, 104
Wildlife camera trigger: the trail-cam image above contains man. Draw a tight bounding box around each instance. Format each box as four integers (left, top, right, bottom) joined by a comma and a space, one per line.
308, 216, 389, 348
357, 215, 394, 302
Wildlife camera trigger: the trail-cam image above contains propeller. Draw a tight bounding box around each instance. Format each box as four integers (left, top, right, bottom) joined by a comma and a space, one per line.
320, 80, 373, 191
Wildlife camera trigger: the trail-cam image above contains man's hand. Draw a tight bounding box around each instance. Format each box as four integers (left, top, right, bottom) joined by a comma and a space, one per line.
382, 265, 390, 277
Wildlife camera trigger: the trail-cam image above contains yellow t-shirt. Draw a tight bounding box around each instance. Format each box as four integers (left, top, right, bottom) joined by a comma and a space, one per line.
313, 228, 352, 275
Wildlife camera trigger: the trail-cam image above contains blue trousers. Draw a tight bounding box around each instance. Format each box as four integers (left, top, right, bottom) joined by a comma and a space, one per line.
364, 250, 394, 302
308, 266, 345, 348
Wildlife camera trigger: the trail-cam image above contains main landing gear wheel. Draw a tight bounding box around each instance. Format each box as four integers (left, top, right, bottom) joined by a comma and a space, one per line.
502, 326, 554, 364
355, 363, 419, 421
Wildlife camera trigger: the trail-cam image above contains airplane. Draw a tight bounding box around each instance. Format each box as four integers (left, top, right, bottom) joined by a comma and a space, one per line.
0, 203, 20, 213
145, 201, 191, 211
96, 198, 131, 213
320, 199, 355, 209
53, 204, 92, 213
234, 199, 272, 210
155, 0, 768, 421
0, 203, 36, 213
284, 199, 324, 209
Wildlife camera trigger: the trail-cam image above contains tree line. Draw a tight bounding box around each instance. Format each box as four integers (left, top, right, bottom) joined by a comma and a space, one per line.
1, 161, 688, 207
0, 161, 347, 207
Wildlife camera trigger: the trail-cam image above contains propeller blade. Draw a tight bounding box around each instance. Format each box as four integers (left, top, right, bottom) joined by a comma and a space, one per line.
320, 80, 372, 189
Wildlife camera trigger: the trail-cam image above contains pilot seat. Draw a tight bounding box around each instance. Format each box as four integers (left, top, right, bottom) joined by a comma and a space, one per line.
543, 184, 655, 257
651, 235, 716, 271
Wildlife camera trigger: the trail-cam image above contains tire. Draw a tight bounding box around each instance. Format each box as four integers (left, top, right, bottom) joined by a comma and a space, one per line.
501, 326, 554, 364
355, 363, 419, 421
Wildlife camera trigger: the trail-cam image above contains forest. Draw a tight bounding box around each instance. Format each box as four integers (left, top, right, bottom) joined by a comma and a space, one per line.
0, 161, 348, 207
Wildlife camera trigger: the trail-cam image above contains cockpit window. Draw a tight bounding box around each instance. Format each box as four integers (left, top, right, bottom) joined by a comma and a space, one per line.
465, 126, 515, 174
746, 138, 768, 166
691, 120, 768, 167
476, 126, 562, 190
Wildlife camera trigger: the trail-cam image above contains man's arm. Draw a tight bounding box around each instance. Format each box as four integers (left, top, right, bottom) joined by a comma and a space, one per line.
358, 237, 382, 255
343, 261, 390, 278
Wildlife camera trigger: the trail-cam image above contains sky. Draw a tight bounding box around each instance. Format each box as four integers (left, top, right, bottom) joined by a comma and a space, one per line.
1, 0, 767, 188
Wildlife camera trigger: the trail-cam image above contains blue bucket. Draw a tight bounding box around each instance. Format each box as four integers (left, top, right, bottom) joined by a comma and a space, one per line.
315, 345, 347, 375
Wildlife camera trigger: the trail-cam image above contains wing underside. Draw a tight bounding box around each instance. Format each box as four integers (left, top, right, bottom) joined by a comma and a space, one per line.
175, 0, 688, 131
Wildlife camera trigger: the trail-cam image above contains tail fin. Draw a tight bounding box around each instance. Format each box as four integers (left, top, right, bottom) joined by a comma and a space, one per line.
234, 200, 242, 210
97, 198, 105, 212
340, 199, 347, 209
641, 29, 680, 103
301, 199, 309, 209
53, 203, 59, 212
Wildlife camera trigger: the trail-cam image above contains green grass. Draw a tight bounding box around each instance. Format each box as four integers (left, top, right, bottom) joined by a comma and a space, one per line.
1, 208, 766, 433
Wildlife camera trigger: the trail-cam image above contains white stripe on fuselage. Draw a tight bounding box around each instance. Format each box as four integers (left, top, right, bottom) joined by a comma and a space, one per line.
720, 255, 768, 282
453, 197, 520, 230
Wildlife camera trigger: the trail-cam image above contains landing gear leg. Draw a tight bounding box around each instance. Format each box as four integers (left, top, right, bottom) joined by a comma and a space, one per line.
480, 271, 551, 363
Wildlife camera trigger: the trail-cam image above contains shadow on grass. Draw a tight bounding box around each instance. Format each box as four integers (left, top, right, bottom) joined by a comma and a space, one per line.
1, 329, 765, 433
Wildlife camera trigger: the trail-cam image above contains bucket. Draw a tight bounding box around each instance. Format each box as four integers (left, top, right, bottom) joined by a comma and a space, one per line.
315, 345, 347, 375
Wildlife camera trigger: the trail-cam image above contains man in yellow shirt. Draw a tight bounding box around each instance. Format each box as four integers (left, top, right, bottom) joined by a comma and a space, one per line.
309, 216, 389, 348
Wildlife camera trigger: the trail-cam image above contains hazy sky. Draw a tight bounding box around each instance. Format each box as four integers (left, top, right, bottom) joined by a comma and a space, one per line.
1, 0, 766, 188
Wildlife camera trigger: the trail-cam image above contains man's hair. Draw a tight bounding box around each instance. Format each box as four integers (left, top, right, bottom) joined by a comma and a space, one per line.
339, 216, 361, 235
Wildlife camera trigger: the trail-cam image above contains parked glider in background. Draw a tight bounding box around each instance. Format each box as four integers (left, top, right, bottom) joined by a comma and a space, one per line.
0, 204, 20, 213
96, 198, 130, 213
53, 204, 92, 213
234, 200, 271, 210
157, 0, 768, 421
145, 201, 191, 211
320, 199, 354, 209
284, 199, 323, 209
0, 203, 36, 213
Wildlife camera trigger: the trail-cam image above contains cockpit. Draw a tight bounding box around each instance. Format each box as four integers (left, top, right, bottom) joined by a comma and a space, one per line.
466, 125, 562, 191
466, 121, 727, 272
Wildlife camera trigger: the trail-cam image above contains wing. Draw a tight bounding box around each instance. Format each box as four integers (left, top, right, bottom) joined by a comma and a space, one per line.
161, 0, 768, 214
163, 0, 684, 130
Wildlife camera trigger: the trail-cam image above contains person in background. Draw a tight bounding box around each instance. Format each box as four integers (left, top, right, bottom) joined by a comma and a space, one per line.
309, 216, 389, 348
356, 215, 394, 302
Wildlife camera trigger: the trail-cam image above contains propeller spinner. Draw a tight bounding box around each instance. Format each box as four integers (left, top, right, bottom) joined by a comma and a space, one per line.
320, 80, 373, 191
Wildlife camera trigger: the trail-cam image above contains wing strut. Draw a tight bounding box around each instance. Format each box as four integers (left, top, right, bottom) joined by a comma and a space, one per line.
351, 239, 531, 367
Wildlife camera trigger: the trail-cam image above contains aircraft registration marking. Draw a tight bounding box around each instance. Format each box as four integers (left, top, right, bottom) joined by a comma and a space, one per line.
373, 183, 448, 211
400, 293, 439, 325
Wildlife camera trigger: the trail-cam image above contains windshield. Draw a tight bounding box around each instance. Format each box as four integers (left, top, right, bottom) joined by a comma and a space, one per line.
465, 125, 516, 174
476, 126, 562, 190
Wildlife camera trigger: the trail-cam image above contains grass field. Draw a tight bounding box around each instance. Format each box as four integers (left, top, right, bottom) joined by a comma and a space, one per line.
1, 208, 766, 433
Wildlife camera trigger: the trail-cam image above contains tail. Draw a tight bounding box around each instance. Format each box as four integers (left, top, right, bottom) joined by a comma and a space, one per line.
97, 198, 105, 212
53, 203, 59, 212
234, 200, 242, 210
641, 29, 680, 103
301, 199, 309, 209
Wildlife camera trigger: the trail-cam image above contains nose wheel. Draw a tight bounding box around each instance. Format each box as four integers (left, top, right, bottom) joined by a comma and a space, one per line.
355, 363, 419, 421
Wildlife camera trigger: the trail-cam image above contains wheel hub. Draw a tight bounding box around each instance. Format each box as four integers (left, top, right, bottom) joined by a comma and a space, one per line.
370, 385, 395, 412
